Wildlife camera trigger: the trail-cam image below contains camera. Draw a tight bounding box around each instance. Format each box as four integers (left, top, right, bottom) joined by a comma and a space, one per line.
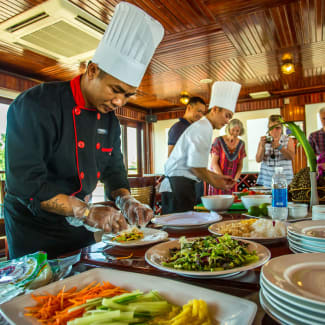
265, 135, 273, 143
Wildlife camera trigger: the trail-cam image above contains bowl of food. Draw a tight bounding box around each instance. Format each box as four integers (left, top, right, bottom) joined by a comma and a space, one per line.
201, 195, 234, 212
241, 195, 272, 210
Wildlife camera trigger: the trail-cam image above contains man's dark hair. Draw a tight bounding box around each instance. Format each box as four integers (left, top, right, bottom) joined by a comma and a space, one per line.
188, 96, 205, 106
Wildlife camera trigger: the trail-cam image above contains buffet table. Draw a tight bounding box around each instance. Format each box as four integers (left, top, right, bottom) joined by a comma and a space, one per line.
76, 212, 291, 325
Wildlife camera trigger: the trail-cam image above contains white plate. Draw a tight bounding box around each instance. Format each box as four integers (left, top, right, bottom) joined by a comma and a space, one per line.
262, 253, 325, 305
287, 220, 325, 240
249, 186, 270, 191
102, 228, 168, 247
288, 241, 316, 253
145, 237, 270, 278
152, 211, 222, 228
260, 277, 325, 319
261, 285, 325, 324
0, 268, 257, 325
208, 220, 287, 243
260, 274, 325, 314
287, 234, 325, 252
288, 231, 325, 248
259, 289, 309, 325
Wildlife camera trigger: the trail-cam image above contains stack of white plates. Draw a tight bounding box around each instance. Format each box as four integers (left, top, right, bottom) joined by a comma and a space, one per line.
260, 253, 325, 325
287, 220, 325, 253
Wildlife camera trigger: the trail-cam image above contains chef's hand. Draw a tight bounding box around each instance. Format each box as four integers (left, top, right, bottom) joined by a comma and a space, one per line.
115, 195, 154, 227
213, 174, 236, 190
69, 197, 128, 233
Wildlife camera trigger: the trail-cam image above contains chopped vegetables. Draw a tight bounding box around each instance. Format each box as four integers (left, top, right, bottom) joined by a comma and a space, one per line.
149, 299, 212, 325
25, 284, 213, 325
162, 234, 259, 271
112, 227, 144, 242
24, 281, 128, 325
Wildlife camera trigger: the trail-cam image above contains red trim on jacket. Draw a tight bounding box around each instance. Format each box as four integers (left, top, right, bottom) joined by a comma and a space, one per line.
70, 75, 85, 107
69, 75, 96, 196
71, 109, 83, 196
101, 148, 113, 153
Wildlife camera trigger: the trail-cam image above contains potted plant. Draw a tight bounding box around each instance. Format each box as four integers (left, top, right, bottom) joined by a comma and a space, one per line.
270, 120, 318, 208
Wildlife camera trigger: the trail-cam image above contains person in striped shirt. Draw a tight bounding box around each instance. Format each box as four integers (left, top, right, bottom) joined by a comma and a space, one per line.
256, 115, 295, 188
308, 107, 325, 157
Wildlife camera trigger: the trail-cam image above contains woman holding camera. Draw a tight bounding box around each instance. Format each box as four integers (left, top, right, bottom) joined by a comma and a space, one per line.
256, 114, 295, 188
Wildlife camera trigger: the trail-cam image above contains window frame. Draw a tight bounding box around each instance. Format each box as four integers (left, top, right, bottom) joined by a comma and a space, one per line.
119, 118, 145, 177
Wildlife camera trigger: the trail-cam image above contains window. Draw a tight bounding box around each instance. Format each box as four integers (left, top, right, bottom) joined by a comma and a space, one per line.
119, 120, 144, 176
0, 103, 9, 180
246, 118, 268, 172
127, 126, 138, 174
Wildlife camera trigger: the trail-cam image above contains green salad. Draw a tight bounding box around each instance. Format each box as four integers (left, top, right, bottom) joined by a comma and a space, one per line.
162, 234, 259, 271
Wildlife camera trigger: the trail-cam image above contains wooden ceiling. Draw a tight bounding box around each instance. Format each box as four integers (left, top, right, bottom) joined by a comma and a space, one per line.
0, 0, 325, 111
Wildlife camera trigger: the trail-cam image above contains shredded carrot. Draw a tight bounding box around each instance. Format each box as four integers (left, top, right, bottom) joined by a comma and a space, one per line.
24, 281, 128, 325
115, 252, 133, 260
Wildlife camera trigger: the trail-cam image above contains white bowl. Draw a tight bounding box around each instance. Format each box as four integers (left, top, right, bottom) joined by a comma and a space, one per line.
241, 195, 272, 210
201, 195, 234, 211
288, 203, 308, 218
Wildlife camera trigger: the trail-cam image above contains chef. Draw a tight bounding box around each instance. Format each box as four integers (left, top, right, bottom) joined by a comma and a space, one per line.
160, 81, 241, 214
4, 2, 164, 259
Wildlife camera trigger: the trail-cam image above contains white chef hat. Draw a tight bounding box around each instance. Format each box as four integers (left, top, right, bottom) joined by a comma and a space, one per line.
92, 2, 164, 87
208, 81, 241, 112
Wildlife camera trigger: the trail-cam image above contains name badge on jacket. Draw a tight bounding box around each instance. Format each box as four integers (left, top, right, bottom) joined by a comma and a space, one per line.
97, 128, 108, 135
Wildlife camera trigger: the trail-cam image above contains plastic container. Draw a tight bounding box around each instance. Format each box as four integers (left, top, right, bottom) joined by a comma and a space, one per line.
312, 205, 325, 220
288, 203, 308, 218
271, 167, 288, 221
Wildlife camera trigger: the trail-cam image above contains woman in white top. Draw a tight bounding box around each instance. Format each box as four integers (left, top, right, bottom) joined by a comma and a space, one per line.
256, 115, 295, 188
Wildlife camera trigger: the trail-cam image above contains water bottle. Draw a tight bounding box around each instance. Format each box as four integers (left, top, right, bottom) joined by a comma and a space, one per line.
271, 167, 288, 221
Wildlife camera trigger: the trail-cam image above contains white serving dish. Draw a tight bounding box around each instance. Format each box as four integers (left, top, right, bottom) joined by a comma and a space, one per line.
261, 253, 325, 305
288, 203, 308, 218
102, 228, 168, 247
208, 219, 287, 244
145, 237, 270, 278
201, 195, 234, 211
0, 268, 257, 325
152, 211, 222, 228
241, 195, 272, 210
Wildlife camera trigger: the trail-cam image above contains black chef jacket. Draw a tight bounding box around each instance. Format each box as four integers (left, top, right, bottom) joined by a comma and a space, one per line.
4, 75, 130, 259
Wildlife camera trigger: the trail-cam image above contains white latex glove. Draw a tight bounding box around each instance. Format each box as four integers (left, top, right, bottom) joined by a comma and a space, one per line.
115, 195, 154, 227
68, 196, 128, 233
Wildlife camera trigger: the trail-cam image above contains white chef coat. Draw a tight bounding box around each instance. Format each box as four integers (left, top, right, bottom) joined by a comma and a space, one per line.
160, 117, 213, 192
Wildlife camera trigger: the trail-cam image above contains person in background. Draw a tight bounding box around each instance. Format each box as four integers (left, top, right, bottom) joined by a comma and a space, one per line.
256, 114, 295, 188
208, 119, 246, 195
4, 2, 164, 259
160, 81, 241, 214
168, 97, 206, 156
308, 107, 325, 157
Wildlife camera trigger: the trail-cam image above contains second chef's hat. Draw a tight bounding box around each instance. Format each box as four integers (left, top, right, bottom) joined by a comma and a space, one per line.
208, 81, 241, 112
92, 2, 164, 87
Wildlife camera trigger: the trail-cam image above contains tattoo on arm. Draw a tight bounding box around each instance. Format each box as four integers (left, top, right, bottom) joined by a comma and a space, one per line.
40, 195, 72, 216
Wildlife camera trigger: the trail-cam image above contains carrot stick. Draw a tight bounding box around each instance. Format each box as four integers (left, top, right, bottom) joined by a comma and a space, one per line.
24, 281, 128, 325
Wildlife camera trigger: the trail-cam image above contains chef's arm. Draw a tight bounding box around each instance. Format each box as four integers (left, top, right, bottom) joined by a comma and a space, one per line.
210, 154, 223, 175
40, 194, 87, 216
168, 145, 174, 157
191, 167, 236, 190
111, 188, 131, 199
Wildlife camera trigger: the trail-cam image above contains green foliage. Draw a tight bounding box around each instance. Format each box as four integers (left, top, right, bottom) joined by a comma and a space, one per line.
269, 120, 316, 172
